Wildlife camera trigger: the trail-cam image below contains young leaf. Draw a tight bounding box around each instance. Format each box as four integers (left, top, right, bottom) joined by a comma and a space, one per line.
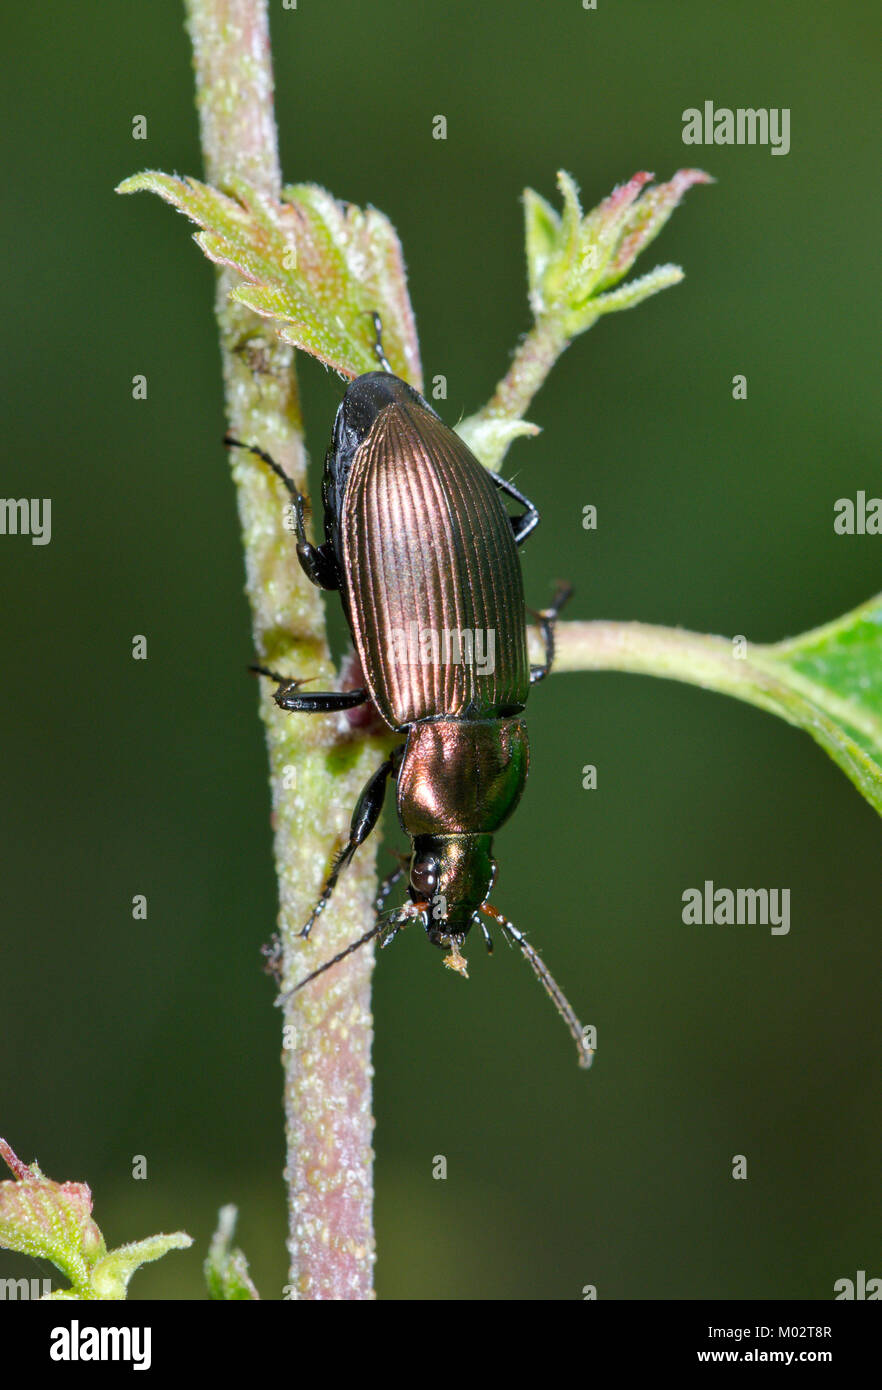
204, 1205, 260, 1300
0, 1138, 191, 1299
461, 168, 710, 470
523, 168, 711, 331
116, 173, 421, 386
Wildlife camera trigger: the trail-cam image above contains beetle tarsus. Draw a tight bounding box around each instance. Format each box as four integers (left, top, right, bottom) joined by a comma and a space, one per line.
375, 859, 407, 915
250, 663, 311, 689
224, 435, 300, 499
529, 582, 574, 684
225, 436, 340, 590
251, 665, 370, 713
490, 471, 541, 546
368, 311, 394, 373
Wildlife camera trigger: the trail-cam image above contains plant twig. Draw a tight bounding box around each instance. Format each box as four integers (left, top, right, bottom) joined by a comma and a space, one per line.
475, 316, 568, 428
184, 0, 377, 1300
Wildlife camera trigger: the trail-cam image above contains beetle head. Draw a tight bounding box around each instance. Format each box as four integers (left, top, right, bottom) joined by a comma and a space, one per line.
409, 834, 494, 942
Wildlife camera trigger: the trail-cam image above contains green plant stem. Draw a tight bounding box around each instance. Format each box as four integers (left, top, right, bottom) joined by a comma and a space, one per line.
475, 315, 568, 429
545, 617, 881, 751
543, 620, 780, 702
184, 0, 377, 1300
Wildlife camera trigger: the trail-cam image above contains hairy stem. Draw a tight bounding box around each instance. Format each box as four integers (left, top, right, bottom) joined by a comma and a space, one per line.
184, 0, 377, 1300
476, 315, 568, 426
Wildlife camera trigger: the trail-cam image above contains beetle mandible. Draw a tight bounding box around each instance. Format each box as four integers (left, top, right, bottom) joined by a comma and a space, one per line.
228, 315, 592, 1068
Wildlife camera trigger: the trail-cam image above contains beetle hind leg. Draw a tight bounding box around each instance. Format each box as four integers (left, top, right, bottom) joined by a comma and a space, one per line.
529, 582, 574, 685
225, 436, 339, 590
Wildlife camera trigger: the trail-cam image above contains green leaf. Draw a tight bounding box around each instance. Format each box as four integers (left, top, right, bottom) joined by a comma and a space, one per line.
523, 168, 710, 330
594, 168, 714, 291
116, 172, 421, 387
204, 1205, 260, 1300
82, 1233, 194, 1301
549, 594, 882, 817
0, 1138, 191, 1299
462, 167, 712, 474
587, 263, 685, 322
761, 595, 882, 813
523, 188, 560, 308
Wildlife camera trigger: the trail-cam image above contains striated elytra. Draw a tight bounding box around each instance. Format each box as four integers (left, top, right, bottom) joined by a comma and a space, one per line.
227, 317, 592, 1067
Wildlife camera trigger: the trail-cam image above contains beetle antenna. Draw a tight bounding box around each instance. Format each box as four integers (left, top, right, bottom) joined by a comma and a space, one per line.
274, 898, 420, 1003
274, 921, 386, 1004
480, 903, 594, 1069
368, 311, 393, 373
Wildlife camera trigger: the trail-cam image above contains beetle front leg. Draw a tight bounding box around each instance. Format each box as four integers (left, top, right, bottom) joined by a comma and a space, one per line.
225, 437, 340, 590
529, 582, 574, 684
490, 471, 540, 546
300, 748, 405, 939
374, 856, 407, 917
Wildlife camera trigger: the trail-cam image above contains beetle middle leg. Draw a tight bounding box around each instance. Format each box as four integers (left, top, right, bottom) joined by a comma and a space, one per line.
529, 582, 574, 685
299, 747, 404, 939
490, 471, 541, 545
252, 665, 369, 713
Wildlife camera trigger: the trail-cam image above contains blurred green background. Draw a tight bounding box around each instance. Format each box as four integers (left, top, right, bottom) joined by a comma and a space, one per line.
2, 0, 879, 1300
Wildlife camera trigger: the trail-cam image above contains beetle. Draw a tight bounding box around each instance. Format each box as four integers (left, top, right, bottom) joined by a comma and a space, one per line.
227, 316, 592, 1067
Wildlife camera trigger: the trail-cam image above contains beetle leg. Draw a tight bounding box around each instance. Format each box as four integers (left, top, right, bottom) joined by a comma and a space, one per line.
529, 582, 574, 684
299, 749, 404, 938
276, 874, 412, 1001
374, 857, 407, 916
367, 310, 394, 373
225, 436, 340, 590
477, 915, 495, 954
251, 665, 369, 713
490, 471, 540, 546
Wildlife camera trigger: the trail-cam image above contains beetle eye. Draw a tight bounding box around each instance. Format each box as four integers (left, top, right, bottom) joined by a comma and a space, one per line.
410, 856, 440, 899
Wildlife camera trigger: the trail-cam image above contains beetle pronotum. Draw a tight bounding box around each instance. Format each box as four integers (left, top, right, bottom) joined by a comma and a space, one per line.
228, 316, 592, 1068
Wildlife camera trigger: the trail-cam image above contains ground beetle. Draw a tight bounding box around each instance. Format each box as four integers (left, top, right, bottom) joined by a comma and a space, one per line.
228, 317, 592, 1068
